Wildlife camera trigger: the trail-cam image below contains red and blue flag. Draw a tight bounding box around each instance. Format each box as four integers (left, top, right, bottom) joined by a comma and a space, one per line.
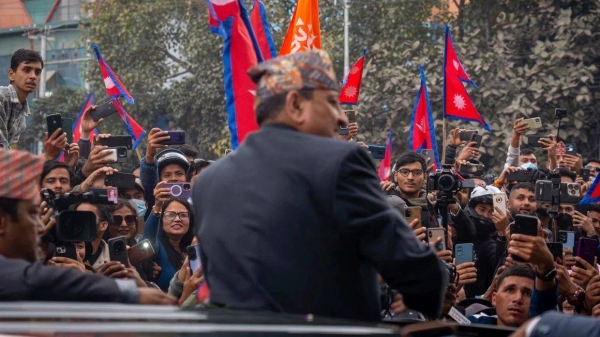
378, 130, 393, 181
581, 175, 600, 204
207, 0, 261, 149
339, 49, 366, 105
443, 25, 490, 131
111, 98, 146, 150
92, 45, 135, 105
250, 0, 276, 60
410, 67, 440, 170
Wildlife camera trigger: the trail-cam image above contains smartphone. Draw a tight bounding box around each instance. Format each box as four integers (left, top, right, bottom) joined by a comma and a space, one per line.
546, 243, 563, 265
581, 168, 591, 182
470, 133, 483, 148
163, 183, 192, 199
345, 110, 357, 123
46, 113, 63, 137
403, 206, 422, 229
511, 215, 538, 262
91, 101, 118, 122
62, 118, 74, 144
558, 230, 575, 255
104, 172, 136, 189
128, 239, 155, 266
459, 130, 478, 142
367, 145, 386, 160
458, 163, 484, 177
535, 181, 581, 204
454, 243, 474, 265
419, 149, 436, 165
55, 244, 78, 261
427, 228, 446, 252
565, 143, 577, 155
108, 236, 130, 267
161, 130, 186, 145
338, 126, 349, 135
493, 193, 507, 215
186, 245, 202, 274
506, 169, 535, 183
523, 117, 542, 130
104, 146, 129, 163
99, 135, 133, 150
576, 237, 598, 268
526, 135, 545, 148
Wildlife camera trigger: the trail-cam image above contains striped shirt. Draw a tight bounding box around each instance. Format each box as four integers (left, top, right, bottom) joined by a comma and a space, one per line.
0, 85, 30, 148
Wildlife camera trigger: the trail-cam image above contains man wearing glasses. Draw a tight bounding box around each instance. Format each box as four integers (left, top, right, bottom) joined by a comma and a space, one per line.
387, 152, 438, 228
584, 159, 600, 181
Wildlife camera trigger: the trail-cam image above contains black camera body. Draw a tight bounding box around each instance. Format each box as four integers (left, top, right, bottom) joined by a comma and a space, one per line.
555, 108, 567, 119
41, 188, 117, 243
427, 165, 475, 199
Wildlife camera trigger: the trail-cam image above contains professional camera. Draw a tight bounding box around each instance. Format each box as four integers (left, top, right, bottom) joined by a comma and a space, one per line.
427, 165, 475, 200
41, 188, 117, 243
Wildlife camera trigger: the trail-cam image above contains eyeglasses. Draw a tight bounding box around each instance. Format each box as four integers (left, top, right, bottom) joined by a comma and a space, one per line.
112, 215, 137, 226
585, 166, 600, 173
396, 169, 424, 177
163, 211, 190, 221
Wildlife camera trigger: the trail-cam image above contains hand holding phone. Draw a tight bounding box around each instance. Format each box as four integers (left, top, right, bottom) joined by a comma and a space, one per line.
91, 101, 118, 122
128, 239, 155, 266
470, 133, 483, 148
163, 183, 192, 199
186, 245, 202, 274
427, 228, 446, 252
108, 236, 130, 267
454, 243, 474, 265
104, 172, 136, 189
160, 131, 186, 145
459, 130, 478, 142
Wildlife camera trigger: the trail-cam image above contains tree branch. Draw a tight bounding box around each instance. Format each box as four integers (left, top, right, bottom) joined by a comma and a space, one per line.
157, 47, 195, 75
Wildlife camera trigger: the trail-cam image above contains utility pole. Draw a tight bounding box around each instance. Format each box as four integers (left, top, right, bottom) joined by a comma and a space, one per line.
39, 32, 47, 98
343, 0, 350, 75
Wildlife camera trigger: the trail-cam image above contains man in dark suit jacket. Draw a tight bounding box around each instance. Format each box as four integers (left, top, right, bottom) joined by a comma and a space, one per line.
0, 149, 175, 304
193, 50, 448, 321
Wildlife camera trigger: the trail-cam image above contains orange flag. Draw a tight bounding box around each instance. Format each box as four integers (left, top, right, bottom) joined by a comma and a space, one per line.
279, 0, 321, 55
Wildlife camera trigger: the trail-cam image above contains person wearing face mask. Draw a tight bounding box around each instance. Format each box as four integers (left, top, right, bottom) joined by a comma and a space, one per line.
119, 178, 148, 235
462, 185, 504, 299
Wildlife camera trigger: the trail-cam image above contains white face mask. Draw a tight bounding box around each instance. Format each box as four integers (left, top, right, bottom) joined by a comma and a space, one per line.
130, 198, 147, 218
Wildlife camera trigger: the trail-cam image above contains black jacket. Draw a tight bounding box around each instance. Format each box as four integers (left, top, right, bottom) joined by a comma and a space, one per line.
0, 255, 137, 302
193, 124, 448, 321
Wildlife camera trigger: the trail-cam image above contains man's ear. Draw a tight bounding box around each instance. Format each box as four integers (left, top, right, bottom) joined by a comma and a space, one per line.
99, 220, 108, 232
506, 199, 512, 209
8, 69, 15, 83
283, 90, 306, 124
491, 292, 497, 307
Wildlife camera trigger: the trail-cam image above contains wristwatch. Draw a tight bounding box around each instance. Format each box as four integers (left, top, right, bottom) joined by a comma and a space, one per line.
152, 206, 162, 217
534, 267, 557, 282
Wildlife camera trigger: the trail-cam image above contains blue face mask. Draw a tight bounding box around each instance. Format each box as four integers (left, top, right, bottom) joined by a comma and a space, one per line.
130, 198, 147, 218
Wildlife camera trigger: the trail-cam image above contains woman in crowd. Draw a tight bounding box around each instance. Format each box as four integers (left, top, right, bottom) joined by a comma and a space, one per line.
143, 198, 195, 291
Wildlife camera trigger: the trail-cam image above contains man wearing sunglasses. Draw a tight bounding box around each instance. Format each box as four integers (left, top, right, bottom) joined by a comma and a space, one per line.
585, 159, 600, 180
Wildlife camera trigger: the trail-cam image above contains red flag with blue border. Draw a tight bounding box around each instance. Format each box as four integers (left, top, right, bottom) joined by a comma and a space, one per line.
58, 93, 97, 162
207, 0, 262, 149
378, 130, 393, 181
111, 98, 146, 150
250, 0, 276, 60
410, 67, 440, 170
339, 49, 366, 105
92, 45, 135, 105
580, 175, 600, 204
443, 25, 490, 131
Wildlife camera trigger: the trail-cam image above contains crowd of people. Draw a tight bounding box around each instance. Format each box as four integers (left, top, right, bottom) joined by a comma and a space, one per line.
1, 48, 600, 335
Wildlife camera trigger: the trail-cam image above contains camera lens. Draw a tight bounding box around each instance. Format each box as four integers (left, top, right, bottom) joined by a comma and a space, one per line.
183, 184, 191, 191
114, 241, 125, 253
405, 210, 412, 217
438, 175, 456, 192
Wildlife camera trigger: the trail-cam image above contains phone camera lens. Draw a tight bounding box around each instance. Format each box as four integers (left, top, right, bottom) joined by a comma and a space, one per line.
405, 210, 411, 217
114, 241, 125, 253
183, 184, 191, 191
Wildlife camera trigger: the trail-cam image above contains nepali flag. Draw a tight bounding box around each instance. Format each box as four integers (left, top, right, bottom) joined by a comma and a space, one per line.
580, 175, 600, 204
443, 25, 490, 131
92, 45, 135, 105
195, 280, 211, 303
58, 93, 97, 162
250, 0, 276, 60
72, 92, 96, 143
111, 98, 146, 150
378, 130, 393, 181
410, 67, 440, 170
207, 0, 261, 149
339, 49, 366, 105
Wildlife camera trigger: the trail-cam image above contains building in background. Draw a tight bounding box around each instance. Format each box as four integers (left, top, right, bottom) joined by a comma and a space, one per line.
0, 0, 91, 97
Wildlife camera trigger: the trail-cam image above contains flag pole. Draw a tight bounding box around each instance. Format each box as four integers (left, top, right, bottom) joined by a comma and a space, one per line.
442, 117, 447, 165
